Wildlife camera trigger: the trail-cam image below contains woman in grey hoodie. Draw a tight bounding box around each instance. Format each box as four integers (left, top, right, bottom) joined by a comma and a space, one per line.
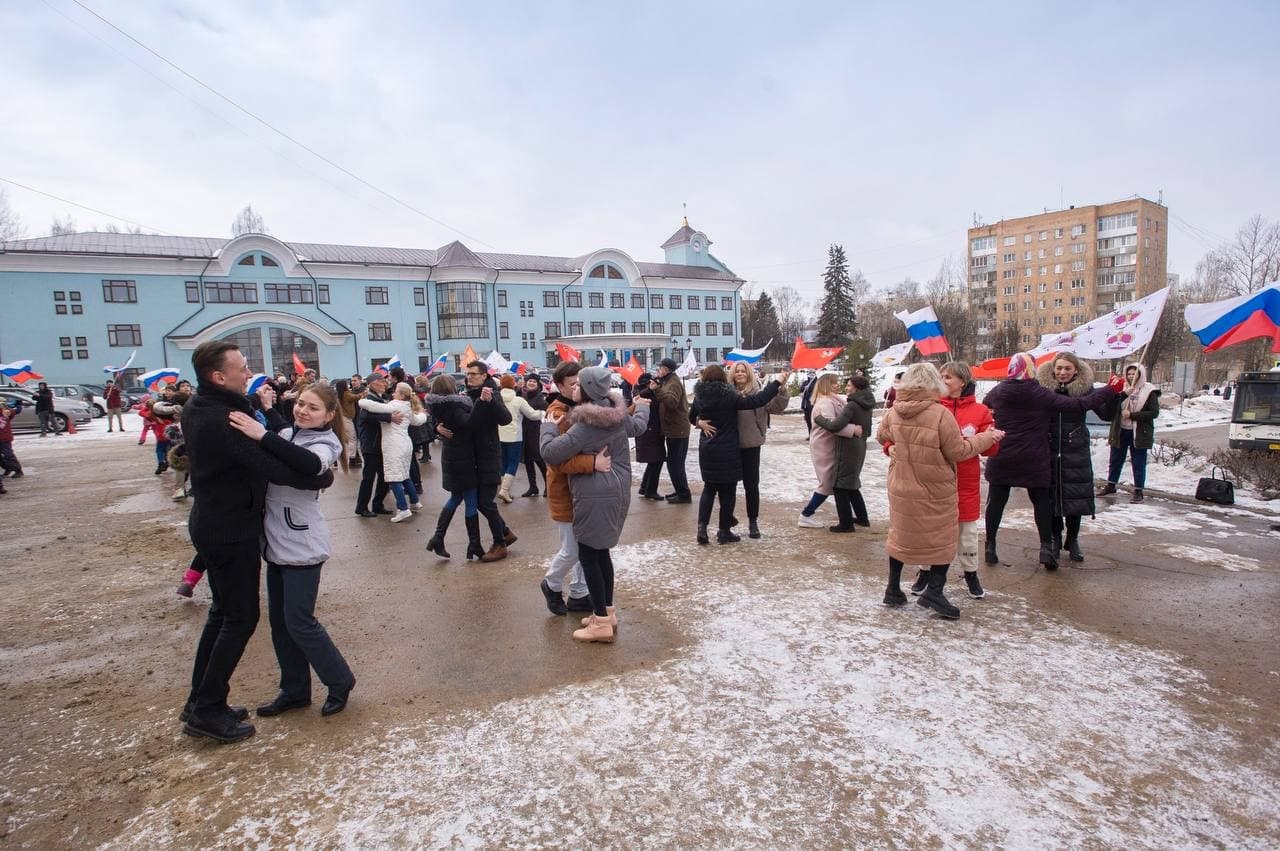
228, 383, 356, 718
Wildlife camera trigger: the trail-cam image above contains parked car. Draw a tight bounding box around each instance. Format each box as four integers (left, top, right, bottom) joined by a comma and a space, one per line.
44, 383, 108, 417
0, 389, 94, 433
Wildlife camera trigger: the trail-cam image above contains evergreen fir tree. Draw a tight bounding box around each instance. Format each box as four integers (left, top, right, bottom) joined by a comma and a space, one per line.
745, 290, 783, 357
816, 244, 857, 346
842, 338, 878, 394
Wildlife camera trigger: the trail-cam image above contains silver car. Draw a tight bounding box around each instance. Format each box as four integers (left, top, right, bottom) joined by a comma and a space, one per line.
0, 388, 94, 433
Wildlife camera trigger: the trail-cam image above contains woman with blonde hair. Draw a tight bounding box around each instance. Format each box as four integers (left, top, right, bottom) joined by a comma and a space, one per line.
358, 381, 428, 523
797, 373, 862, 527
877, 363, 1004, 618
728, 361, 790, 538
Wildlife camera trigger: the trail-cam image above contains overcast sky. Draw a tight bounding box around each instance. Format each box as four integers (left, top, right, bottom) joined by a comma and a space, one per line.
2, 1, 1277, 304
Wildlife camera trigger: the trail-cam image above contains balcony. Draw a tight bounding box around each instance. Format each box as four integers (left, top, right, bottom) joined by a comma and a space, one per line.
1096, 245, 1138, 258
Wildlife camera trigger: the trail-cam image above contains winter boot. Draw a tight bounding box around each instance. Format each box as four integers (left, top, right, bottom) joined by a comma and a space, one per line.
909, 569, 929, 596
717, 528, 741, 544
540, 579, 568, 616
426, 504, 456, 558
480, 543, 508, 563
963, 571, 985, 599
1038, 541, 1059, 571
464, 515, 485, 561
1131, 488, 1145, 504
984, 536, 999, 565
1052, 531, 1063, 553
917, 566, 960, 619
696, 523, 710, 545
1097, 481, 1117, 496
581, 605, 618, 630
572, 614, 615, 643
521, 484, 539, 497
1064, 535, 1084, 562
498, 474, 514, 504
748, 518, 761, 539
883, 561, 908, 607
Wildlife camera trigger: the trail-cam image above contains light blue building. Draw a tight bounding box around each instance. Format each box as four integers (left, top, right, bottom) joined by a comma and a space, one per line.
0, 219, 743, 385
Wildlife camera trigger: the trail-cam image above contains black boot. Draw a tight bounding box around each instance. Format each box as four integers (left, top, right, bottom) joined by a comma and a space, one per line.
909, 569, 929, 596
717, 528, 741, 544
984, 535, 999, 565
1097, 481, 1117, 496
426, 504, 456, 558
1131, 488, 1145, 504
1039, 541, 1059, 571
748, 518, 761, 539
884, 561, 907, 606
917, 566, 960, 618
696, 523, 709, 545
1064, 535, 1084, 562
464, 515, 485, 561
1052, 531, 1063, 553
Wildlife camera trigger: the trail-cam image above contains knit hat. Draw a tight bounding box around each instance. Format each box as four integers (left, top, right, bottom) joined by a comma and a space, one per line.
659, 358, 678, 372
1007, 352, 1037, 380
499, 373, 516, 389
578, 366, 613, 403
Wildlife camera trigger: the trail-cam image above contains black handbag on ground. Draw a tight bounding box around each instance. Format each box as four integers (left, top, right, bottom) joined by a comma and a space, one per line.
1195, 467, 1235, 505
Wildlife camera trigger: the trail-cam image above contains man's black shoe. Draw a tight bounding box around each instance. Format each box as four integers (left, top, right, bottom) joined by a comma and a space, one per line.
371, 506, 393, 515
642, 492, 667, 501
354, 508, 376, 517
665, 494, 692, 504
183, 713, 256, 744
566, 594, 594, 612
321, 678, 355, 717
540, 579, 568, 616
179, 702, 248, 723
255, 695, 312, 717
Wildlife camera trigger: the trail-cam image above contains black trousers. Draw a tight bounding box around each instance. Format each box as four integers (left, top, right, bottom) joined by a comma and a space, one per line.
698, 481, 738, 530
1051, 514, 1083, 540
578, 542, 615, 617
477, 482, 506, 544
985, 484, 1054, 545
524, 439, 546, 489
639, 461, 663, 496
739, 446, 762, 520
664, 437, 691, 498
188, 538, 262, 717
834, 487, 868, 526
0, 441, 21, 474
355, 450, 388, 511
266, 562, 354, 701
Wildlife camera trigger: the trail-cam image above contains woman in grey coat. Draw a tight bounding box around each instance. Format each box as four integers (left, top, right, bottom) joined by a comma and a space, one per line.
541, 366, 650, 643
813, 374, 875, 531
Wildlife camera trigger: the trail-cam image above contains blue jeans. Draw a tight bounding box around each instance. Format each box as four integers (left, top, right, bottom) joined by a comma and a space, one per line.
155, 440, 170, 466
501, 441, 522, 476
388, 479, 418, 510
1107, 429, 1148, 488
444, 488, 478, 517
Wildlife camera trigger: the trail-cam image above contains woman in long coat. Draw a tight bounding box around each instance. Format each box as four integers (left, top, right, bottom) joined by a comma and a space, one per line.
812, 374, 876, 531
632, 372, 667, 500
1036, 353, 1103, 562
519, 375, 549, 497
876, 363, 1003, 619
357, 382, 428, 522
688, 364, 788, 545
541, 366, 650, 643
729, 361, 790, 538
423, 376, 483, 560
798, 374, 861, 527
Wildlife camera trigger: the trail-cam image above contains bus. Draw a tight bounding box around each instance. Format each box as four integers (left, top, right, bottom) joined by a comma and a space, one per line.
1229, 369, 1280, 451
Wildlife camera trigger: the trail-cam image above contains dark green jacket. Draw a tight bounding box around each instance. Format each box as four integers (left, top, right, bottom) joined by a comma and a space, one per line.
1099, 387, 1161, 449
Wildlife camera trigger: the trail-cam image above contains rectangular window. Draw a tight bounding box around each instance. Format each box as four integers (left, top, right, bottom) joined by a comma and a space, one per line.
1071, 260, 1086, 272
1024, 234, 1033, 243
101, 279, 137, 302
1071, 278, 1085, 289
414, 288, 426, 306
1053, 316, 1063, 326
1039, 266, 1047, 276
75, 336, 86, 346
1003, 286, 1015, 295
61, 349, 73, 360
971, 236, 996, 251
54, 291, 66, 301
1002, 253, 1016, 263
1023, 251, 1032, 261
1023, 268, 1031, 278
689, 321, 702, 336
72, 305, 83, 315
1039, 231, 1047, 241
1055, 228, 1064, 238
77, 349, 89, 359
498, 321, 511, 339
611, 322, 625, 333
1002, 236, 1016, 246
59, 336, 71, 346
670, 295, 683, 310
318, 284, 330, 304
544, 322, 561, 337
1098, 212, 1137, 231
651, 321, 665, 334
205, 281, 258, 303
543, 290, 560, 308
612, 293, 626, 309
1002, 269, 1016, 279
365, 286, 389, 305
1054, 247, 1063, 256
591, 321, 605, 334
436, 281, 489, 339
107, 324, 142, 346
688, 295, 700, 309
567, 291, 583, 308
568, 321, 583, 335
55, 304, 67, 315
631, 293, 644, 309
589, 292, 604, 309
671, 322, 684, 337
1054, 298, 1064, 308
632, 322, 645, 333
1071, 224, 1086, 237
497, 290, 508, 308
185, 281, 200, 302
264, 283, 314, 304
704, 297, 716, 311
721, 322, 734, 336
650, 294, 664, 309
417, 322, 430, 340
368, 322, 392, 341
705, 347, 719, 362
519, 299, 532, 318
1053, 264, 1063, 274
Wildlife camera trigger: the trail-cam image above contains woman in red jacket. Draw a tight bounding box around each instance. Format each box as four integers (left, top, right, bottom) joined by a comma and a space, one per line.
910, 360, 999, 600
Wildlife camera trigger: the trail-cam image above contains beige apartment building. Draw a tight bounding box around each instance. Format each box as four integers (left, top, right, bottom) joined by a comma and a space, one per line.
966, 197, 1168, 359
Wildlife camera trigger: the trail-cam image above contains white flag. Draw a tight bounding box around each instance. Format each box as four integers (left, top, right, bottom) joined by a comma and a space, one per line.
1031, 287, 1171, 360
482, 350, 510, 374
871, 340, 914, 367
675, 350, 698, 378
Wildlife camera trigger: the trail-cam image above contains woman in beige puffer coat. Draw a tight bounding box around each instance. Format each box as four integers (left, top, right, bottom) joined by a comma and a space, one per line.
876, 363, 1003, 619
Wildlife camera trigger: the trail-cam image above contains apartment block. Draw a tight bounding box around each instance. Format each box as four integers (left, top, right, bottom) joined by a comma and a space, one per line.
966, 198, 1168, 359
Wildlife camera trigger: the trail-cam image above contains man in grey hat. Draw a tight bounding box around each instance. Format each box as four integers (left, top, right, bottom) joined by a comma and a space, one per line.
653, 357, 692, 503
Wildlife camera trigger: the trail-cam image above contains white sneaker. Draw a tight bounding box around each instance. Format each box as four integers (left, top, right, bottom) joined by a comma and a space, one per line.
171, 487, 187, 500
798, 512, 825, 528
390, 509, 413, 523
409, 502, 424, 512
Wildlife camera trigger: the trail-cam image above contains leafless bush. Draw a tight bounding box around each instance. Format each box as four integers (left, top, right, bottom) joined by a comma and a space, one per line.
1208, 448, 1280, 499
1151, 439, 1196, 466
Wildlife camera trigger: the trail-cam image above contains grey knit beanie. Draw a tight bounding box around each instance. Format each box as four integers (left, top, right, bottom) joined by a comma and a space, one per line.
578, 366, 613, 403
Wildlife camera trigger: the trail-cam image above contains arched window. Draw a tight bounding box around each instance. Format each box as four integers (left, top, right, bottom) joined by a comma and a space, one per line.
219, 328, 265, 373
588, 263, 624, 280
237, 254, 256, 266
261, 255, 279, 267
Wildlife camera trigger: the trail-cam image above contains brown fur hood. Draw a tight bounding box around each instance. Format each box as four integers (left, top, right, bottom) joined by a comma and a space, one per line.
1036, 358, 1095, 397
569, 390, 628, 427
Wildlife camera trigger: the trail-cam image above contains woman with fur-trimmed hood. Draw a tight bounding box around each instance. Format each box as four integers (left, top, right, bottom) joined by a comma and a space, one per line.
1036, 353, 1105, 561
1097, 362, 1160, 504
541, 366, 650, 643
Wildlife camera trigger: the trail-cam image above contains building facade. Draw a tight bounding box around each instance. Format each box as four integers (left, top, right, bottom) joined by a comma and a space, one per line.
0, 220, 743, 385
966, 197, 1168, 359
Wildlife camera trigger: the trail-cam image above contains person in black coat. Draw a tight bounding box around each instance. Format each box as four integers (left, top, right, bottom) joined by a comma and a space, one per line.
446, 362, 514, 561
633, 372, 667, 499
424, 375, 485, 560
353, 374, 403, 517
519, 375, 548, 496
34, 382, 58, 437
983, 352, 1120, 570
181, 340, 334, 744
688, 364, 788, 545
1036, 353, 1104, 562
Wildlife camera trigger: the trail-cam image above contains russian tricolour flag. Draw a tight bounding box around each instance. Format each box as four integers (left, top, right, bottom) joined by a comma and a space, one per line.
724, 339, 772, 364
424, 353, 449, 375
0, 360, 44, 383
894, 305, 950, 356
1185, 282, 1280, 353
247, 373, 270, 395
376, 354, 402, 375
139, 367, 180, 390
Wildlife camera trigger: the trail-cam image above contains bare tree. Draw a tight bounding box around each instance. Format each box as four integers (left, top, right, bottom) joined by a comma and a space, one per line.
849, 268, 870, 311
925, 255, 975, 361
1207, 214, 1280, 297
857, 298, 909, 351
231, 205, 267, 236
49, 214, 77, 236
771, 285, 810, 346
0, 189, 25, 241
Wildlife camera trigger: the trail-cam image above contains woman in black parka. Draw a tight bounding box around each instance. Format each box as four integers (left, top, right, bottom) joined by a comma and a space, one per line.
1036, 353, 1105, 563
519, 375, 548, 496
688, 364, 788, 545
423, 376, 484, 560
632, 372, 667, 500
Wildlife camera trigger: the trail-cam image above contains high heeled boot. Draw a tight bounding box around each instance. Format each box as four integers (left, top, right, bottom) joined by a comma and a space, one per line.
464, 515, 485, 561
426, 504, 456, 558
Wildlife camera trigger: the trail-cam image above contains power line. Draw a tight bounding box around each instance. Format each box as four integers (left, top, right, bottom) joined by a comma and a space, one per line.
0, 176, 175, 236
64, 0, 496, 249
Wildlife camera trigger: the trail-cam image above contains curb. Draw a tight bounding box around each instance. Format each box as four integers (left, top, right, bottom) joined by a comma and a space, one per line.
1096, 479, 1280, 518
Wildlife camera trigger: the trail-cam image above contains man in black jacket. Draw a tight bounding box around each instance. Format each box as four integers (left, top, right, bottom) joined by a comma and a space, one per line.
353, 373, 403, 517
460, 362, 515, 561
35, 382, 58, 437
181, 340, 334, 743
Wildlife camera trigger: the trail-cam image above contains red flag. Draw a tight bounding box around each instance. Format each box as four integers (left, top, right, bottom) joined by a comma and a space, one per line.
556, 341, 582, 363
790, 337, 843, 370
612, 354, 643, 386
292, 353, 306, 376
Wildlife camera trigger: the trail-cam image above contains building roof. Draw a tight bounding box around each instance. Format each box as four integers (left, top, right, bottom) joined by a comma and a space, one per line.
660, 219, 697, 249
0, 231, 741, 281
